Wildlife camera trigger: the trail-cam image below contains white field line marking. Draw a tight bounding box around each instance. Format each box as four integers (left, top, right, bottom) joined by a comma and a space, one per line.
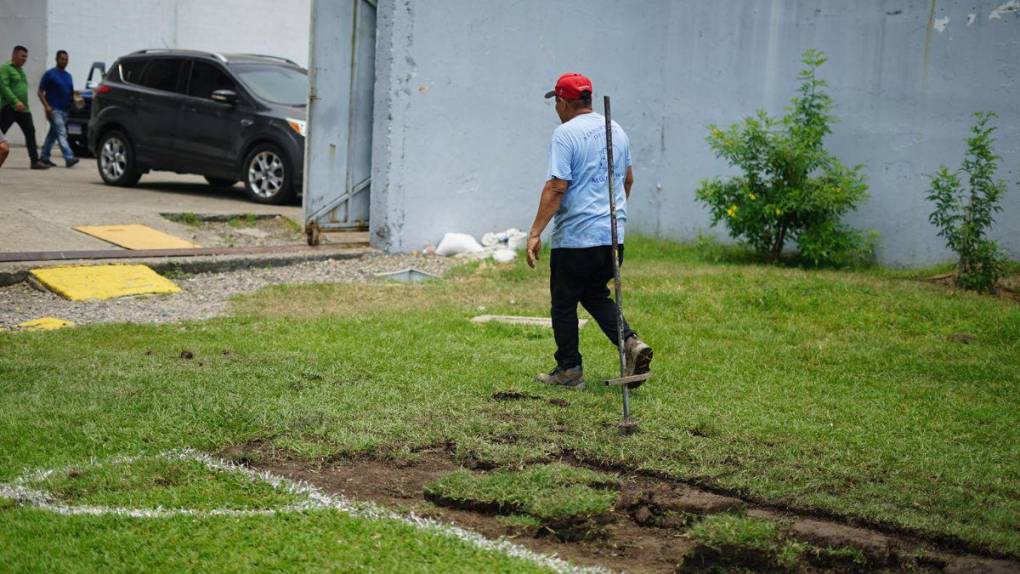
0, 450, 610, 574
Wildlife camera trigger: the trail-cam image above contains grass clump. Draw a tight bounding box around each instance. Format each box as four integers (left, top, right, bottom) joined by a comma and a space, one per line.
163, 212, 204, 227
684, 513, 804, 571
228, 213, 259, 228
684, 513, 874, 572
495, 514, 544, 536
281, 216, 303, 234
29, 457, 300, 511
425, 464, 619, 540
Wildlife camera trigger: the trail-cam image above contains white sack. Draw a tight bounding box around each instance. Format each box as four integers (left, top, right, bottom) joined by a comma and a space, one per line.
435, 233, 484, 256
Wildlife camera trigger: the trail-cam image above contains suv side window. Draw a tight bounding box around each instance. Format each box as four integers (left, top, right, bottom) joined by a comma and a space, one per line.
139, 59, 184, 92
119, 59, 146, 84
188, 61, 237, 100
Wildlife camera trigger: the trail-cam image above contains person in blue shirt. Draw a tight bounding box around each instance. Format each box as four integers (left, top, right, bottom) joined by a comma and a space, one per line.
37, 50, 78, 167
526, 73, 652, 390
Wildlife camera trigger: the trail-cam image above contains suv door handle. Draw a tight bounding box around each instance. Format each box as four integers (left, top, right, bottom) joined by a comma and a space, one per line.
241, 119, 254, 127
182, 105, 198, 113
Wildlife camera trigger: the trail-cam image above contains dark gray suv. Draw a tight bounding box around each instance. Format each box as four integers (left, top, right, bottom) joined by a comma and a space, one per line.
88, 50, 307, 204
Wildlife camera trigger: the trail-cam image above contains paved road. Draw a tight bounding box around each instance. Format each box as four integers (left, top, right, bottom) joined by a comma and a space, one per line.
0, 158, 302, 253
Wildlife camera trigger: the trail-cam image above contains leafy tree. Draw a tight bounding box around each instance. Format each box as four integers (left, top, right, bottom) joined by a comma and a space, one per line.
696, 49, 874, 266
927, 112, 1009, 292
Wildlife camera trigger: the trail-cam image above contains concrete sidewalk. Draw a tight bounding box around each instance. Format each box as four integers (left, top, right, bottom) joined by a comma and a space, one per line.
0, 159, 303, 253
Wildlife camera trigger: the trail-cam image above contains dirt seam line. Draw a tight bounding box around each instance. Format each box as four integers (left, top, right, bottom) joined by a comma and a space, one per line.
559, 449, 1017, 562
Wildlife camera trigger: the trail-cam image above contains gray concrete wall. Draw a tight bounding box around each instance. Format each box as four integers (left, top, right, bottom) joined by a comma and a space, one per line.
371, 0, 1020, 266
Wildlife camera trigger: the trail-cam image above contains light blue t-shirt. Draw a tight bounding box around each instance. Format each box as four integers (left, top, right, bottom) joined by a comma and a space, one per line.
547, 112, 631, 249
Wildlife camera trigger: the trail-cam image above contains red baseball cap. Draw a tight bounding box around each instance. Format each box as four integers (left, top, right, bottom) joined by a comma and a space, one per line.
545, 73, 593, 100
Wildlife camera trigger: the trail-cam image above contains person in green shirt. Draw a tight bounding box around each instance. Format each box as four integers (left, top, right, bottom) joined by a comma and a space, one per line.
0, 45, 48, 170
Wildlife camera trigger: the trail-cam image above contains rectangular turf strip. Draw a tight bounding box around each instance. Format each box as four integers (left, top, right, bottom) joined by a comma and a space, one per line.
424, 464, 619, 540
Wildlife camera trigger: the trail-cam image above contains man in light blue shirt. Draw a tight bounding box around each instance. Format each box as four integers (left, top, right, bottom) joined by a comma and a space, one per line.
526, 73, 652, 390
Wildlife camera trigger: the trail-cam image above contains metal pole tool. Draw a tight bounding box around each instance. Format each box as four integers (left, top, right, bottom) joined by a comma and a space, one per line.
602, 95, 645, 434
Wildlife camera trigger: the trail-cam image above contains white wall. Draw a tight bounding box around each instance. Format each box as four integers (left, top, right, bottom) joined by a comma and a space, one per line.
47, 0, 311, 82
173, 0, 312, 67
0, 0, 310, 150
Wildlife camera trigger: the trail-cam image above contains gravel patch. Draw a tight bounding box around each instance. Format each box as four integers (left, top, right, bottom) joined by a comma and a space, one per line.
163, 214, 307, 248
0, 254, 456, 329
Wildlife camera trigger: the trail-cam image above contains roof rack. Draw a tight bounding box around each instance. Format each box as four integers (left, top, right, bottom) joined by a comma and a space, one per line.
230, 53, 299, 66
129, 49, 227, 62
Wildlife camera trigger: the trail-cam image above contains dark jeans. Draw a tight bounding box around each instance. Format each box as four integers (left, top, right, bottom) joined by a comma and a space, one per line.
0, 106, 39, 163
550, 245, 635, 370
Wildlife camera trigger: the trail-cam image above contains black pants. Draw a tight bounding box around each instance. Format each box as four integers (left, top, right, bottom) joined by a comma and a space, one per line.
550, 245, 635, 369
0, 106, 39, 163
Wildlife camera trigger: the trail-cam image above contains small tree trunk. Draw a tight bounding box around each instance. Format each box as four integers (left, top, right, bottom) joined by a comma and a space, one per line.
958, 194, 974, 284
769, 226, 787, 263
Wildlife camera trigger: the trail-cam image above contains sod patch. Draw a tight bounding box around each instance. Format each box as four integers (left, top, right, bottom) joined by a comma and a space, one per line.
25, 455, 301, 512
682, 513, 872, 573
424, 463, 620, 540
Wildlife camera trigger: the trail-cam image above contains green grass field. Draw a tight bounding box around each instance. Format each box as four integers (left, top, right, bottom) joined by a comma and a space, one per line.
1, 237, 1018, 571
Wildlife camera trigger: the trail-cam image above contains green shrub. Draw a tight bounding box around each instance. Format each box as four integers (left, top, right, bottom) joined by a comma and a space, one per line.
927, 112, 1010, 292
696, 49, 874, 266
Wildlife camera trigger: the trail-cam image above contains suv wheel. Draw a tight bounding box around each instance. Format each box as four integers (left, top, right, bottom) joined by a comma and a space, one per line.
97, 130, 141, 187
244, 144, 294, 204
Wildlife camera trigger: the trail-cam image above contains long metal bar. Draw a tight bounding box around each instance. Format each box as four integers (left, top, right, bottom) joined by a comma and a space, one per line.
604, 95, 631, 425
344, 0, 362, 208
0, 240, 372, 264
305, 176, 372, 224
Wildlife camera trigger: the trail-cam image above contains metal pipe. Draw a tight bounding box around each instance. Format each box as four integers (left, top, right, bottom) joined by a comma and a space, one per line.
604, 95, 631, 425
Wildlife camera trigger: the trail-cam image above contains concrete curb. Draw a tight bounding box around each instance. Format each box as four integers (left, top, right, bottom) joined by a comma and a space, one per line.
0, 246, 379, 287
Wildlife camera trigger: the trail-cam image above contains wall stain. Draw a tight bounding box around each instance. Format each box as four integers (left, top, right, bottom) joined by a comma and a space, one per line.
921, 0, 937, 98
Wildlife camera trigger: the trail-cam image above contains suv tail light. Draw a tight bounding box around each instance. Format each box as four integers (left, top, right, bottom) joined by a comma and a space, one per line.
97, 84, 112, 94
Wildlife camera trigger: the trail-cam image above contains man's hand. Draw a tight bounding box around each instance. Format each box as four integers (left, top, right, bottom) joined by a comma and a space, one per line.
526, 178, 568, 269
14, 102, 26, 113
44, 106, 52, 120
526, 235, 541, 269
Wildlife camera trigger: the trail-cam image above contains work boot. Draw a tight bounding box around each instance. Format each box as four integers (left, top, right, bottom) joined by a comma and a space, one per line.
534, 366, 585, 390
65, 158, 79, 168
30, 161, 50, 170
624, 335, 653, 388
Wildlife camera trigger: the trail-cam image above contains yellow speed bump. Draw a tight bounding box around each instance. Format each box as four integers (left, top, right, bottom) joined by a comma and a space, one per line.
75, 224, 199, 250
30, 265, 181, 301
17, 317, 76, 331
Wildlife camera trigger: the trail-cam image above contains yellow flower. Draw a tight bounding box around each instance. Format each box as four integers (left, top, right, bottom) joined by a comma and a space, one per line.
726, 205, 738, 218
774, 207, 782, 216
749, 193, 757, 200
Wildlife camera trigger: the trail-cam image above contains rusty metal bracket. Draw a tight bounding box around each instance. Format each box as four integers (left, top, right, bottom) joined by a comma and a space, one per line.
604, 373, 651, 387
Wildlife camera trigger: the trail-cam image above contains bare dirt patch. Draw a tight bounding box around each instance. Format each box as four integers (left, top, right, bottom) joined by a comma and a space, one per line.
161, 213, 306, 248
491, 390, 540, 401
927, 272, 1020, 304
219, 441, 1020, 573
